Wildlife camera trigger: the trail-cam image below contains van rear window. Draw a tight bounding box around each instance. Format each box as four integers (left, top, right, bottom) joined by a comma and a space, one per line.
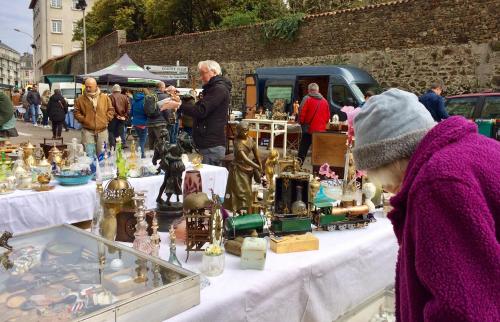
266, 86, 293, 104
445, 97, 478, 118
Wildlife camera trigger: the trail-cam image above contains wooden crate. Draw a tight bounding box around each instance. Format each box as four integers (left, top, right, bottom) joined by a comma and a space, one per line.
312, 132, 349, 176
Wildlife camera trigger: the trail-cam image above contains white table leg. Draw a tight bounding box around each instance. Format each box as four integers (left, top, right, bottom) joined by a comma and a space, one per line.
270, 123, 275, 152
256, 122, 260, 147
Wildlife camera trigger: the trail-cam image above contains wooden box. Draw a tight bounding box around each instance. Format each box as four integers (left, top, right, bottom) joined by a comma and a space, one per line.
270, 233, 319, 254
312, 132, 349, 177
274, 175, 310, 215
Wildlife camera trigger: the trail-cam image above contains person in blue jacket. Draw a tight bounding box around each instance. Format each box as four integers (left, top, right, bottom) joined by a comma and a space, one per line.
131, 89, 148, 158
418, 81, 449, 122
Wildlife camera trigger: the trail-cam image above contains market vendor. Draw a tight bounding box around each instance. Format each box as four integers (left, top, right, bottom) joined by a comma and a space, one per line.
74, 77, 115, 155
353, 88, 500, 322
161, 60, 231, 166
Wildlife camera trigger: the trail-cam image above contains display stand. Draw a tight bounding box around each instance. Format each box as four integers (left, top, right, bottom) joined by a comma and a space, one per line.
243, 119, 289, 157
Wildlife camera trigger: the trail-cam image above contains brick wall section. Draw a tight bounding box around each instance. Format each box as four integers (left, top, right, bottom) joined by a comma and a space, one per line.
72, 0, 499, 107
121, 0, 498, 66
70, 30, 127, 75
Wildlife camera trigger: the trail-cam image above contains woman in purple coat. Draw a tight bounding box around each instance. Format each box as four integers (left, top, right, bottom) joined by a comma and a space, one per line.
353, 88, 499, 322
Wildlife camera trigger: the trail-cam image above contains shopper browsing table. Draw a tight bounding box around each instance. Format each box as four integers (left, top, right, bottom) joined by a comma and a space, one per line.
162, 60, 231, 166
74, 78, 115, 155
353, 89, 500, 322
47, 89, 68, 139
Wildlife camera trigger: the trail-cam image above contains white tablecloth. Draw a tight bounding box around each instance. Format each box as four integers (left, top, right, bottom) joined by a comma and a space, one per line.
156, 215, 398, 322
0, 164, 228, 234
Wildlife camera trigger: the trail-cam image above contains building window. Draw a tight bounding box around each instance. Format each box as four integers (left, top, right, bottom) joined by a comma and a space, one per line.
50, 0, 62, 8
51, 20, 62, 33
51, 45, 63, 58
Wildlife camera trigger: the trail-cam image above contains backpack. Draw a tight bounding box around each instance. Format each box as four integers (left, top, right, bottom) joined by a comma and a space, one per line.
143, 92, 160, 118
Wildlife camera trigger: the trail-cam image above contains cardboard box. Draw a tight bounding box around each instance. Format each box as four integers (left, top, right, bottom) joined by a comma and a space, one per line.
270, 233, 319, 254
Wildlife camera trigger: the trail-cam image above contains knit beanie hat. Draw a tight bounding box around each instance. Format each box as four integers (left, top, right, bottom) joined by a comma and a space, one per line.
112, 84, 121, 92
353, 88, 436, 170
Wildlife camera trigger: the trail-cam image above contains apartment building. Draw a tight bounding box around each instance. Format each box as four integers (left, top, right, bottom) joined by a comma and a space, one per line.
20, 53, 35, 88
29, 0, 94, 81
0, 40, 20, 87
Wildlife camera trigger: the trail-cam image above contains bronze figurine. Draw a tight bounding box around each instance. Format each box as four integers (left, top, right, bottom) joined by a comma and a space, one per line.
0, 231, 13, 251
223, 121, 263, 214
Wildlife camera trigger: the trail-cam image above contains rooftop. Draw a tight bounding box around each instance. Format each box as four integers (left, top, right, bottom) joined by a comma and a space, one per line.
0, 40, 20, 55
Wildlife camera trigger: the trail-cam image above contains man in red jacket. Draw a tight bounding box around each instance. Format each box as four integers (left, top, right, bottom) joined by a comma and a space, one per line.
298, 83, 330, 164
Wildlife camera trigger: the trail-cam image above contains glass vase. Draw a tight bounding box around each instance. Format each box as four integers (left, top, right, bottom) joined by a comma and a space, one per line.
201, 253, 225, 277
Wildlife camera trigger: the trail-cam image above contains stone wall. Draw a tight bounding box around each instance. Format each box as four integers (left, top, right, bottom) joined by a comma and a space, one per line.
69, 30, 126, 75
69, 0, 499, 107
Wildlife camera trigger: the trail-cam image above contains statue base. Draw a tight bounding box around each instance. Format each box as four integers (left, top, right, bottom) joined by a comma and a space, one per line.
156, 202, 183, 232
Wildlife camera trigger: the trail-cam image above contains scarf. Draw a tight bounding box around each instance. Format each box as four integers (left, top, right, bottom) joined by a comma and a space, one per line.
85, 88, 101, 109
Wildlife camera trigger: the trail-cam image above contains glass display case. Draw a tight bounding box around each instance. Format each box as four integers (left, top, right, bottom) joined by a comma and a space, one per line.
0, 225, 200, 322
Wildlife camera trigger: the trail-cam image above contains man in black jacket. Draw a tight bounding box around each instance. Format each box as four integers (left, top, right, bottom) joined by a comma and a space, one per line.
162, 60, 231, 166
27, 84, 41, 126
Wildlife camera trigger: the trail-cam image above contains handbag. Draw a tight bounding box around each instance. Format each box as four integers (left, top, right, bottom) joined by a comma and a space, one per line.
301, 100, 321, 133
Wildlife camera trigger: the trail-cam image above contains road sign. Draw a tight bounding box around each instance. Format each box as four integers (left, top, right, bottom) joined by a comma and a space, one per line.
144, 65, 188, 74
156, 74, 189, 80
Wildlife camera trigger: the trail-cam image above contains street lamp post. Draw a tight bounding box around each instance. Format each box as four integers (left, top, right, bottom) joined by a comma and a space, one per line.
13, 28, 36, 86
76, 0, 88, 74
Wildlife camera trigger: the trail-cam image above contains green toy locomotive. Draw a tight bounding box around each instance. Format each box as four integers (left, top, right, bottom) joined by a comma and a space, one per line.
312, 202, 376, 231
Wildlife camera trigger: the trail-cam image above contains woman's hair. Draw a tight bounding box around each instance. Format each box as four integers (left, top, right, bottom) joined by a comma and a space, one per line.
42, 89, 50, 96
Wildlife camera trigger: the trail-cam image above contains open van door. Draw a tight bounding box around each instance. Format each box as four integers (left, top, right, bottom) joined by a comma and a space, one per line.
245, 74, 258, 118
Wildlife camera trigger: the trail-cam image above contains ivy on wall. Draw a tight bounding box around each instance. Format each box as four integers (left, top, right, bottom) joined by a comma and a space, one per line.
261, 13, 305, 42
53, 55, 72, 74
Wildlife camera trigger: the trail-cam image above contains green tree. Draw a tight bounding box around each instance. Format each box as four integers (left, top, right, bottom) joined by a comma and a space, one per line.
73, 0, 147, 45
219, 0, 288, 28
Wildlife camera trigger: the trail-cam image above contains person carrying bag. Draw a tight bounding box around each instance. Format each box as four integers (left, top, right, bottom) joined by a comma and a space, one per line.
47, 89, 68, 139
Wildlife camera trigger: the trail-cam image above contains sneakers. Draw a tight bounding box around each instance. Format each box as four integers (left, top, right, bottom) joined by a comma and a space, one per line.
33, 123, 38, 127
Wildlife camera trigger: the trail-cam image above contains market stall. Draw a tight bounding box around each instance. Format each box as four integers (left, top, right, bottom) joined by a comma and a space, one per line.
0, 164, 228, 234
154, 214, 398, 322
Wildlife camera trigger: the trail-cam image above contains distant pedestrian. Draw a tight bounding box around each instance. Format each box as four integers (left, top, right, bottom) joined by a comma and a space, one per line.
0, 92, 17, 137
74, 78, 115, 155
108, 84, 131, 149
40, 89, 50, 128
144, 81, 167, 151
298, 83, 331, 164
419, 81, 449, 122
11, 89, 23, 119
27, 84, 41, 126
21, 88, 29, 122
131, 89, 149, 158
47, 89, 68, 139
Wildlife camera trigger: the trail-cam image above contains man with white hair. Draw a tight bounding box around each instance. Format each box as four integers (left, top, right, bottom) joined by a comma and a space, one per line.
162, 60, 231, 166
108, 84, 131, 149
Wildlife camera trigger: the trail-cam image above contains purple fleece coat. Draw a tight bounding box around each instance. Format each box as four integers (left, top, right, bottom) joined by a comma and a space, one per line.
388, 116, 500, 322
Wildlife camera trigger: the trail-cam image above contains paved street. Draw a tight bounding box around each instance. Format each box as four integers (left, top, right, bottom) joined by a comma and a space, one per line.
7, 118, 80, 146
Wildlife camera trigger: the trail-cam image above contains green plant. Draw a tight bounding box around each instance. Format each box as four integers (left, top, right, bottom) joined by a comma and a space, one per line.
53, 55, 72, 74
261, 13, 305, 42
220, 10, 261, 28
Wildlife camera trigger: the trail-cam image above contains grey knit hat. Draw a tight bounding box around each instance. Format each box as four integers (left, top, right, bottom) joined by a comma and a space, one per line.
353, 88, 436, 170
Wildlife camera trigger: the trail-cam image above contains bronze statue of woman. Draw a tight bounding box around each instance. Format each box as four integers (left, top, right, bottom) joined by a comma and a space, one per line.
223, 121, 262, 213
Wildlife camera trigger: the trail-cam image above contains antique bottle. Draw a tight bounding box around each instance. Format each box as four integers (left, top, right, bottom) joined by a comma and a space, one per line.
115, 137, 128, 178
168, 225, 182, 267
291, 185, 307, 216
91, 162, 105, 236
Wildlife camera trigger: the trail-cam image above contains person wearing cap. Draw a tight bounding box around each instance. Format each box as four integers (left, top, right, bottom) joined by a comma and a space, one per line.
108, 84, 131, 149
74, 77, 115, 155
353, 88, 500, 322
418, 80, 449, 122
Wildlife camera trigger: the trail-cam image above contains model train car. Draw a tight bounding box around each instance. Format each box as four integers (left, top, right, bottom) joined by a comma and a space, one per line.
312, 203, 376, 231
271, 215, 312, 236
224, 213, 267, 239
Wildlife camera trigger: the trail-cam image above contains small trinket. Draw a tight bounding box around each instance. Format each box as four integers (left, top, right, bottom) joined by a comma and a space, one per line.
109, 258, 124, 271
168, 225, 181, 267
0, 231, 13, 251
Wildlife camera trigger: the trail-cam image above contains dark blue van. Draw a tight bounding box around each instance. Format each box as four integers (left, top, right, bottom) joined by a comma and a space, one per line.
244, 65, 379, 120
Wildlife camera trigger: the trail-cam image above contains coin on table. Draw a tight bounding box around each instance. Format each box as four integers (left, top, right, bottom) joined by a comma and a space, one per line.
6, 295, 26, 308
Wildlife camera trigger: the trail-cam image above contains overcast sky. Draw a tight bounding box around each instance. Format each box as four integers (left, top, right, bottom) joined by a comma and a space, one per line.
0, 0, 33, 54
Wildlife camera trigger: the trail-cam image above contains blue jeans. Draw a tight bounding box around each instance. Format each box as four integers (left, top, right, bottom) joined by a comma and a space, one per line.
169, 121, 179, 144
134, 126, 147, 158
30, 104, 39, 124
198, 146, 226, 166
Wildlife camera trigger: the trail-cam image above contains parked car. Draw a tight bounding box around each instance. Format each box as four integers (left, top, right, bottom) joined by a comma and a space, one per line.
445, 92, 499, 140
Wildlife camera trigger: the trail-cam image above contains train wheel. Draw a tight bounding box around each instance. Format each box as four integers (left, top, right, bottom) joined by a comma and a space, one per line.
338, 224, 346, 231
347, 224, 355, 230
327, 225, 335, 232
